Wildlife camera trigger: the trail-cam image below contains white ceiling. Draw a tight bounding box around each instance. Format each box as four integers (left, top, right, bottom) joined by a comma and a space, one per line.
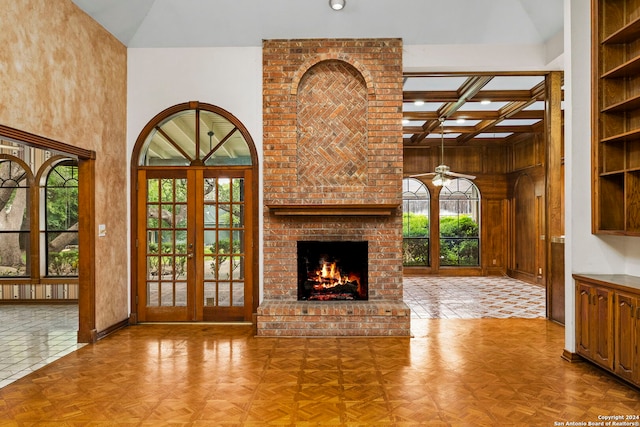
71, 0, 563, 48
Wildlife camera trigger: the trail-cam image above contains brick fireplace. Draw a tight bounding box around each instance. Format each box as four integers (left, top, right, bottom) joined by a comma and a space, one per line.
258, 38, 410, 336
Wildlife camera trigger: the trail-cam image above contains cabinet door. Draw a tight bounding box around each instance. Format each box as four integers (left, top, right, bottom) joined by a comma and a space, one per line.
614, 292, 637, 382
576, 282, 593, 359
593, 286, 614, 370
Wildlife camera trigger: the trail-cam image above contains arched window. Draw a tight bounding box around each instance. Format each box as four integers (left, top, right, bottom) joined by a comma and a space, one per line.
402, 178, 430, 266
0, 159, 30, 277
138, 109, 253, 167
44, 160, 79, 277
439, 178, 480, 266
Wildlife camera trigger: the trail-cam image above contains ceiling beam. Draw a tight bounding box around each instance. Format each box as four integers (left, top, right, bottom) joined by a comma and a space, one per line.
408, 76, 494, 145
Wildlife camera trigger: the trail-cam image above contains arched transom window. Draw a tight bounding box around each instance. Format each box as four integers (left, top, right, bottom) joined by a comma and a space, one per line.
139, 109, 253, 167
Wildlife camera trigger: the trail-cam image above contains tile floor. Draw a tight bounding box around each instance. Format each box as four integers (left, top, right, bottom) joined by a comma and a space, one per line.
0, 304, 84, 389
0, 276, 543, 390
403, 275, 546, 319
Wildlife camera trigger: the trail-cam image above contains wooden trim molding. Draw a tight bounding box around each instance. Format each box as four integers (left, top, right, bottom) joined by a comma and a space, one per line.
561, 349, 583, 363
266, 204, 399, 216
96, 318, 129, 341
77, 158, 96, 343
0, 124, 96, 160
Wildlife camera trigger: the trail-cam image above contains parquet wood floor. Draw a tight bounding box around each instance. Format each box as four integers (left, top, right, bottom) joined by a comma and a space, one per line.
1, 319, 639, 426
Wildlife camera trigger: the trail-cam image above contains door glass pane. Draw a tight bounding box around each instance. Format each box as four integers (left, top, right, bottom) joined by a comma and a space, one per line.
175, 204, 187, 228
216, 230, 230, 253
175, 230, 187, 248
175, 256, 187, 279
233, 282, 244, 306
204, 256, 215, 279
200, 176, 246, 312
232, 178, 244, 202
147, 256, 159, 280
204, 178, 216, 201
175, 282, 187, 306
218, 284, 230, 307
231, 205, 243, 226
231, 256, 244, 280
204, 282, 215, 306
160, 179, 174, 202
145, 177, 188, 308
147, 282, 159, 306
163, 231, 174, 253
147, 179, 159, 202
204, 205, 216, 226
147, 206, 159, 228
175, 178, 187, 202
160, 282, 172, 306
232, 230, 244, 252
218, 179, 230, 203
217, 205, 230, 227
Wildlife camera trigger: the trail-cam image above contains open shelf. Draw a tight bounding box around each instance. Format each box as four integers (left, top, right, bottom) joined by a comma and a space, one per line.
593, 0, 640, 235
603, 14, 640, 43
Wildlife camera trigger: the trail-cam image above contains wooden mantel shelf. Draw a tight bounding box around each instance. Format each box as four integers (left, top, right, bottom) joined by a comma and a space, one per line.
266, 204, 399, 216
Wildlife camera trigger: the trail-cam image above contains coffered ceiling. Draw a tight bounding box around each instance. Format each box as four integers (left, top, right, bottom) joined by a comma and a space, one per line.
403, 73, 553, 147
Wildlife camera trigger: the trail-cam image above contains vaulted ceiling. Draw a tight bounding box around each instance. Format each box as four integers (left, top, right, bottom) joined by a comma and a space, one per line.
71, 0, 563, 48
70, 0, 564, 147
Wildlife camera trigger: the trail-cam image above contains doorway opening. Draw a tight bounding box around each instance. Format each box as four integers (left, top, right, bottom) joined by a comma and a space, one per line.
131, 102, 258, 322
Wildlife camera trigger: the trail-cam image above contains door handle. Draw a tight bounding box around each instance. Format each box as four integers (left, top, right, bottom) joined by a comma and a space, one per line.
187, 252, 194, 259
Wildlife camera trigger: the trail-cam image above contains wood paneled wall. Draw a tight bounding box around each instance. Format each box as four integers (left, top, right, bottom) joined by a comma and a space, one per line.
403, 132, 546, 280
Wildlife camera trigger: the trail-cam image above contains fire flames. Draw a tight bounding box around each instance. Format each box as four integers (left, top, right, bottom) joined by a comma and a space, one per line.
311, 259, 359, 290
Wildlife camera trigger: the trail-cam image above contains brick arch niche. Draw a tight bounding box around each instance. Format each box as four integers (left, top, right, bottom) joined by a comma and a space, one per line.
297, 60, 368, 189
259, 39, 410, 336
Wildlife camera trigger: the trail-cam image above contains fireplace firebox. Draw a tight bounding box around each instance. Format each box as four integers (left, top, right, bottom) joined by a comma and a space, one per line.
297, 241, 368, 301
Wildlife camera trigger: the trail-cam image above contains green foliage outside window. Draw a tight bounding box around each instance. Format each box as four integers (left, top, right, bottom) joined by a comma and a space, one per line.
402, 212, 429, 237
402, 212, 429, 266
439, 215, 479, 266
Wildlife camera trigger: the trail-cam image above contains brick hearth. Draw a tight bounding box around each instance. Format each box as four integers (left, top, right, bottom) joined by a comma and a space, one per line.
259, 38, 410, 336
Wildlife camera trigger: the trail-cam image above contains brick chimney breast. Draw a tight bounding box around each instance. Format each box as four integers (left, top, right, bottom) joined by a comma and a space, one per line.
259, 39, 409, 336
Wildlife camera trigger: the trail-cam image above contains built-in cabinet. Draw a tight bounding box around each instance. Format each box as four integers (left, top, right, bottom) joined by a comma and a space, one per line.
575, 279, 614, 368
574, 274, 640, 387
592, 0, 640, 234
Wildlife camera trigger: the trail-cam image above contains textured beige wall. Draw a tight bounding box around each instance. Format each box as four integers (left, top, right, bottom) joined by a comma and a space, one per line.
0, 0, 128, 332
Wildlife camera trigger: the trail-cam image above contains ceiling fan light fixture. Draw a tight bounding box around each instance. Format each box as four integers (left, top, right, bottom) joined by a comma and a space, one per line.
432, 174, 451, 187
329, 0, 346, 10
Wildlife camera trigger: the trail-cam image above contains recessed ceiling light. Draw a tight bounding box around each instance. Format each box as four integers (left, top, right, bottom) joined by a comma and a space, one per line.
456, 118, 466, 124
414, 100, 424, 106
480, 100, 491, 105
329, 0, 346, 10
402, 119, 410, 124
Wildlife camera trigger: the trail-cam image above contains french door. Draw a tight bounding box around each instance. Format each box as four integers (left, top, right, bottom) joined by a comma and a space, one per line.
136, 168, 253, 322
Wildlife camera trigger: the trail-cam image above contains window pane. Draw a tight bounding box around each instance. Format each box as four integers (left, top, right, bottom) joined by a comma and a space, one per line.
0, 231, 29, 277
439, 178, 480, 266
45, 164, 78, 229
402, 178, 430, 267
204, 129, 253, 166
46, 232, 79, 276
0, 161, 30, 276
45, 162, 79, 277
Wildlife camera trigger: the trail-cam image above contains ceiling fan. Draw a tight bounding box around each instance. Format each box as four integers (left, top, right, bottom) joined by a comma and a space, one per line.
410, 117, 476, 186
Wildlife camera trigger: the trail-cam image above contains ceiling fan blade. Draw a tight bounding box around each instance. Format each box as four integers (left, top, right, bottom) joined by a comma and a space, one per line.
409, 172, 436, 178
446, 171, 476, 180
